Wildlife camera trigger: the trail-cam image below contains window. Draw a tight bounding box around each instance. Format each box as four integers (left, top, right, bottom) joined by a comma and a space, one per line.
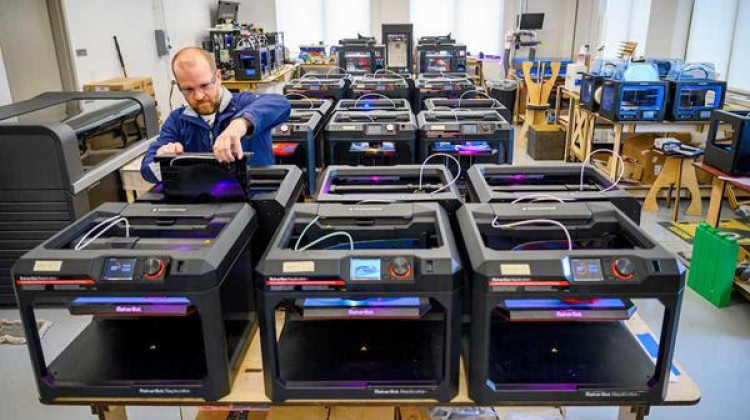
727, 0, 750, 91
276, 0, 370, 58
685, 0, 738, 81
601, 0, 651, 58
411, 0, 505, 55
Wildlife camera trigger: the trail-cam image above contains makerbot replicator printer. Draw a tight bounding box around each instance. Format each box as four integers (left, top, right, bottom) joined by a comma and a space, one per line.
382, 24, 414, 74
0, 91, 158, 305
580, 59, 622, 112
665, 62, 726, 121
704, 110, 750, 176
415, 73, 476, 112
271, 110, 324, 194
13, 202, 258, 401
283, 74, 350, 101
138, 157, 303, 267
599, 62, 669, 122
416, 34, 467, 74
325, 107, 417, 166
316, 165, 462, 218
338, 35, 386, 75
349, 73, 413, 103
334, 98, 412, 112
424, 96, 512, 124
457, 202, 685, 405
256, 202, 462, 401
417, 108, 514, 172
466, 164, 641, 223
233, 46, 270, 81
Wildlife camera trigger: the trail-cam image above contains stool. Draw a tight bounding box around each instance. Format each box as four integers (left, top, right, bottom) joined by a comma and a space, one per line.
643, 150, 702, 221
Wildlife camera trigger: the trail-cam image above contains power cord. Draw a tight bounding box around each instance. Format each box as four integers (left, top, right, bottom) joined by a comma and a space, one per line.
419, 153, 461, 195
491, 217, 573, 251
580, 149, 625, 192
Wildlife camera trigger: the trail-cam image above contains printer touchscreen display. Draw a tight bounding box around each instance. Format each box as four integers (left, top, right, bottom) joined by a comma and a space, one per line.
571, 259, 604, 282
351, 258, 382, 281
103, 258, 137, 281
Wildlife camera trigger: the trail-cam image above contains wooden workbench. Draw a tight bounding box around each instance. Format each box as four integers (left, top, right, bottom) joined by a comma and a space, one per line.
51, 313, 700, 420
222, 64, 297, 92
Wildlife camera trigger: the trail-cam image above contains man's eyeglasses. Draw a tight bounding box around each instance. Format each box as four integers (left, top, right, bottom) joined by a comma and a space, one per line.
179, 77, 217, 96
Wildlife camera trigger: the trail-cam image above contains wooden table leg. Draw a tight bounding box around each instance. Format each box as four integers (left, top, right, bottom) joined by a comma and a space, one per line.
673, 158, 684, 222
682, 159, 703, 216
606, 123, 624, 178
706, 177, 727, 227
727, 185, 739, 210
644, 157, 680, 213
618, 406, 648, 420
92, 405, 127, 420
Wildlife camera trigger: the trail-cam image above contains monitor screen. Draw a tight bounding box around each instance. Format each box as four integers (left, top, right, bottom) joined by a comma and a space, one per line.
518, 13, 545, 30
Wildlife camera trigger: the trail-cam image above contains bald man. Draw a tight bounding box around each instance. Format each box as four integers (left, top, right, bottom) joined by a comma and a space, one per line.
140, 47, 290, 183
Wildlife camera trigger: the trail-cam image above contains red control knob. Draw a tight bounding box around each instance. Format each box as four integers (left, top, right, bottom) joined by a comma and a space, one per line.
612, 258, 635, 280
144, 258, 165, 280
389, 257, 412, 279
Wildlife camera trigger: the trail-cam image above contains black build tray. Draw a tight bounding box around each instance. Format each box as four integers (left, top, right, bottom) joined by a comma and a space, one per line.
278, 319, 444, 384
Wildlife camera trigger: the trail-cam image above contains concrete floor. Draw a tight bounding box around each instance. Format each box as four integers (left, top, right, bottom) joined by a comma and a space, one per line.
1, 139, 749, 420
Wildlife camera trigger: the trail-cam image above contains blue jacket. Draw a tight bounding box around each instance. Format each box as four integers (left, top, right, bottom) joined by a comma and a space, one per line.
140, 89, 291, 183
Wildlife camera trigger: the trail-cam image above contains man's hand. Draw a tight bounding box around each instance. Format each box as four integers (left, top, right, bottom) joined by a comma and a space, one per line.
156, 142, 184, 156
214, 118, 251, 162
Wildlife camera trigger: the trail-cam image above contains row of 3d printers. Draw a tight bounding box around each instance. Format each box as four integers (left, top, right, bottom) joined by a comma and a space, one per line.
207, 29, 285, 81
12, 157, 685, 408
277, 70, 513, 194
580, 59, 726, 122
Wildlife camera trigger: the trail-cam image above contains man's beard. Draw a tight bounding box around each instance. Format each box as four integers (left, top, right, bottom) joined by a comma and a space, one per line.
190, 91, 220, 115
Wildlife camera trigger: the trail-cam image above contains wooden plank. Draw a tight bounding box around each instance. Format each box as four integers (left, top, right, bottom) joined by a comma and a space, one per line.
267, 406, 327, 420
329, 406, 395, 420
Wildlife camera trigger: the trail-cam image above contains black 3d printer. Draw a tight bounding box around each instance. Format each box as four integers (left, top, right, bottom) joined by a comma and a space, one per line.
338, 35, 386, 75
0, 91, 158, 305
465, 164, 642, 224
256, 202, 462, 401
599, 62, 669, 122
271, 110, 324, 195
382, 24, 414, 74
283, 74, 350, 101
703, 109, 750, 176
423, 96, 512, 125
457, 202, 685, 405
349, 74, 413, 104
316, 165, 462, 219
417, 108, 514, 172
580, 59, 622, 112
325, 104, 417, 166
665, 63, 726, 121
416, 34, 467, 74
137, 157, 304, 266
415, 73, 476, 112
13, 202, 258, 401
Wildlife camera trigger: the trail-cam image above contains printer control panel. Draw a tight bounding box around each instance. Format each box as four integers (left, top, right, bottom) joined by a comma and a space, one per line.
101, 257, 169, 283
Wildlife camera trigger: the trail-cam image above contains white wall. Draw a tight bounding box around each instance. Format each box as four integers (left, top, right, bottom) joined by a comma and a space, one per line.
371, 0, 410, 42
644, 0, 693, 58
686, 0, 739, 79
0, 45, 13, 106
238, 0, 278, 31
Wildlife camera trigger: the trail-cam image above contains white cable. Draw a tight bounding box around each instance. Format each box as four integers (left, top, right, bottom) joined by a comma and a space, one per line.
74, 214, 122, 250
326, 66, 349, 76
299, 74, 321, 81
418, 153, 461, 195
580, 149, 625, 192
491, 217, 573, 251
75, 217, 130, 251
353, 93, 396, 109
356, 199, 397, 204
294, 215, 321, 251
511, 194, 569, 204
284, 93, 315, 109
299, 231, 355, 251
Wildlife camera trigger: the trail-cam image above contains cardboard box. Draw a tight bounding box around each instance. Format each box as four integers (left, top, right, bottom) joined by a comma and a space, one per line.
84, 77, 155, 99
